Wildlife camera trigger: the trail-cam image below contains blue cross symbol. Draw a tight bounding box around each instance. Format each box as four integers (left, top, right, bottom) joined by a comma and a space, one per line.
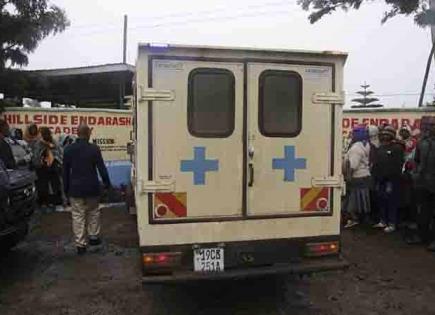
272, 146, 307, 182
180, 147, 219, 185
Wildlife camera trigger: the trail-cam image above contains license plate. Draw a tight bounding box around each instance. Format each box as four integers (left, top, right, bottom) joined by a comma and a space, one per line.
193, 248, 224, 272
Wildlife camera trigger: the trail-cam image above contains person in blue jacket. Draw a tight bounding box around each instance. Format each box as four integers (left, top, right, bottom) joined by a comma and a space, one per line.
63, 124, 111, 255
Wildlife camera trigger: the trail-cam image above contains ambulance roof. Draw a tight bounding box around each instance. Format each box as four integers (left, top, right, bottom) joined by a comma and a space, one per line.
138, 43, 348, 60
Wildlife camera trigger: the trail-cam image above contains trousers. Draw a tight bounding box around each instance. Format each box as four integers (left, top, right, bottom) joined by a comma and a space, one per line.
36, 166, 62, 206
377, 179, 400, 226
70, 197, 100, 247
417, 189, 435, 243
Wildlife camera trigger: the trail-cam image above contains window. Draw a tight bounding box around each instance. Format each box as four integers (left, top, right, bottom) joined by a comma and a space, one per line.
259, 70, 302, 137
188, 68, 235, 138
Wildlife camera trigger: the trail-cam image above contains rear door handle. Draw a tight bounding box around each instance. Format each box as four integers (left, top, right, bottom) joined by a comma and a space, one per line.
248, 163, 254, 187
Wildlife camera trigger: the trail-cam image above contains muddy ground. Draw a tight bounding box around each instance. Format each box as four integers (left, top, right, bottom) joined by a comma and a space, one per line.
1, 207, 435, 315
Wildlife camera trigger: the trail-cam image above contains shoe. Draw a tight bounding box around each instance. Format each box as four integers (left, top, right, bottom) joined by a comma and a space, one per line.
427, 241, 435, 252
384, 225, 396, 233
344, 220, 359, 229
89, 237, 102, 246
373, 222, 387, 229
77, 246, 87, 255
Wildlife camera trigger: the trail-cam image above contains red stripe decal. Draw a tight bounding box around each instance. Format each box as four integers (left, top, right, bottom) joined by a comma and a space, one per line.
305, 188, 329, 210
155, 193, 187, 217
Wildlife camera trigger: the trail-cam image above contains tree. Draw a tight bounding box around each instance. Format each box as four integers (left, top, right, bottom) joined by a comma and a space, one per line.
297, 0, 434, 26
351, 83, 383, 108
0, 0, 69, 70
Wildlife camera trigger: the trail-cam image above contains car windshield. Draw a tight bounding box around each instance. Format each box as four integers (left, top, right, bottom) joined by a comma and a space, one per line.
6, 139, 31, 167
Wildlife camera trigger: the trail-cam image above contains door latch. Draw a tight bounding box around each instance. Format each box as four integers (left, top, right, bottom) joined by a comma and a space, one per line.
140, 180, 175, 193
311, 176, 343, 188
312, 92, 345, 105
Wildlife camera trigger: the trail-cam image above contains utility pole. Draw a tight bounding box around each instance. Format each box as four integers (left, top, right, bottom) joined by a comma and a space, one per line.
119, 14, 128, 108
432, 0, 435, 46
123, 14, 128, 64
419, 0, 435, 107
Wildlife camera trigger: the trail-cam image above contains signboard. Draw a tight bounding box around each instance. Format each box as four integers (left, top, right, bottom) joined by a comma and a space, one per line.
342, 108, 435, 151
342, 111, 425, 138
2, 107, 133, 161
2, 108, 134, 193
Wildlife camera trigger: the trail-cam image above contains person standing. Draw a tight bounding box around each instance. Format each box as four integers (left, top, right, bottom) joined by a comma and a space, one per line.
343, 125, 371, 228
0, 119, 16, 169
33, 127, 63, 210
413, 117, 435, 251
398, 125, 418, 227
63, 124, 111, 255
24, 123, 40, 157
368, 125, 380, 224
372, 125, 404, 233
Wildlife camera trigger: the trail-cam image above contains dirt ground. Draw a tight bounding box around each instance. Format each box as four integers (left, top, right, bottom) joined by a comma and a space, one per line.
1, 207, 435, 315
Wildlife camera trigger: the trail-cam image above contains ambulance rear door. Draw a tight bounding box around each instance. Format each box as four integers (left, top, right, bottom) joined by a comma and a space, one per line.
247, 62, 335, 216
149, 58, 244, 222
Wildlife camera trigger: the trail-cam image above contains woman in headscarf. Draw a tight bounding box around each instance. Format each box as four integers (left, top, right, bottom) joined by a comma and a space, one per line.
33, 127, 63, 211
344, 125, 371, 228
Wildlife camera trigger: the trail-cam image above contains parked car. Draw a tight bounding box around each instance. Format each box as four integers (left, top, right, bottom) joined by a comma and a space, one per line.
0, 156, 36, 251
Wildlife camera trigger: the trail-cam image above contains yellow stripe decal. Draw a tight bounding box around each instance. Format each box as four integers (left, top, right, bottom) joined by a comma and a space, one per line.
302, 188, 322, 210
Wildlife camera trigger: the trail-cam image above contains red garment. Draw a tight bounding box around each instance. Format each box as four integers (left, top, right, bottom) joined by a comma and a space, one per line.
404, 137, 417, 154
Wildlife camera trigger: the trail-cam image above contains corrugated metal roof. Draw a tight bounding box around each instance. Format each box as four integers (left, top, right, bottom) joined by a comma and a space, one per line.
27, 63, 135, 77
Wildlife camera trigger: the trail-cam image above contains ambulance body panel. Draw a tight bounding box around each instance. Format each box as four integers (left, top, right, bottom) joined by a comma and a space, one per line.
134, 44, 347, 282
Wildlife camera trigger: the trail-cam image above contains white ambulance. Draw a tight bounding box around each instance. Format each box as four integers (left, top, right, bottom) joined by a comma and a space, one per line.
133, 44, 348, 282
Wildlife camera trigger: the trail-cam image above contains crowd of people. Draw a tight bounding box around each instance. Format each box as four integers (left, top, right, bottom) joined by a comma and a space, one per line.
0, 119, 70, 211
0, 118, 111, 255
343, 116, 435, 251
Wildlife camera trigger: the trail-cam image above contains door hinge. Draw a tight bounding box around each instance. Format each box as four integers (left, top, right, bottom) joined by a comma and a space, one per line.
139, 86, 175, 101
312, 92, 345, 105
311, 176, 343, 188
139, 180, 175, 193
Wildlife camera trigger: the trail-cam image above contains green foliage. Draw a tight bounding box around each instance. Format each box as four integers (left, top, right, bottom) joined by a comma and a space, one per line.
351, 83, 383, 108
0, 69, 29, 97
0, 0, 70, 69
0, 98, 19, 113
297, 0, 434, 26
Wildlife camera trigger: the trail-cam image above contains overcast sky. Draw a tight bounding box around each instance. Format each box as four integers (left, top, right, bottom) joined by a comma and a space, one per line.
26, 0, 435, 108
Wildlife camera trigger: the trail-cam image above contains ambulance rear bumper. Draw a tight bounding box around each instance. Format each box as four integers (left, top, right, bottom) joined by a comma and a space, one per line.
142, 256, 348, 284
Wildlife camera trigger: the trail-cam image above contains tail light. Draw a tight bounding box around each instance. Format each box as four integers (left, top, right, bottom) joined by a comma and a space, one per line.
142, 252, 182, 271
304, 241, 339, 257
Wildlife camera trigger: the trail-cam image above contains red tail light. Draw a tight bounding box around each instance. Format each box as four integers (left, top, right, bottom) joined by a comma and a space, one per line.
156, 254, 169, 263
305, 241, 339, 257
142, 252, 181, 268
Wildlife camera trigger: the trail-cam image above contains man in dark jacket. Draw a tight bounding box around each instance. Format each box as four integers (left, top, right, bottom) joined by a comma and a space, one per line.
414, 117, 435, 251
0, 119, 16, 169
372, 125, 404, 233
63, 124, 111, 254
